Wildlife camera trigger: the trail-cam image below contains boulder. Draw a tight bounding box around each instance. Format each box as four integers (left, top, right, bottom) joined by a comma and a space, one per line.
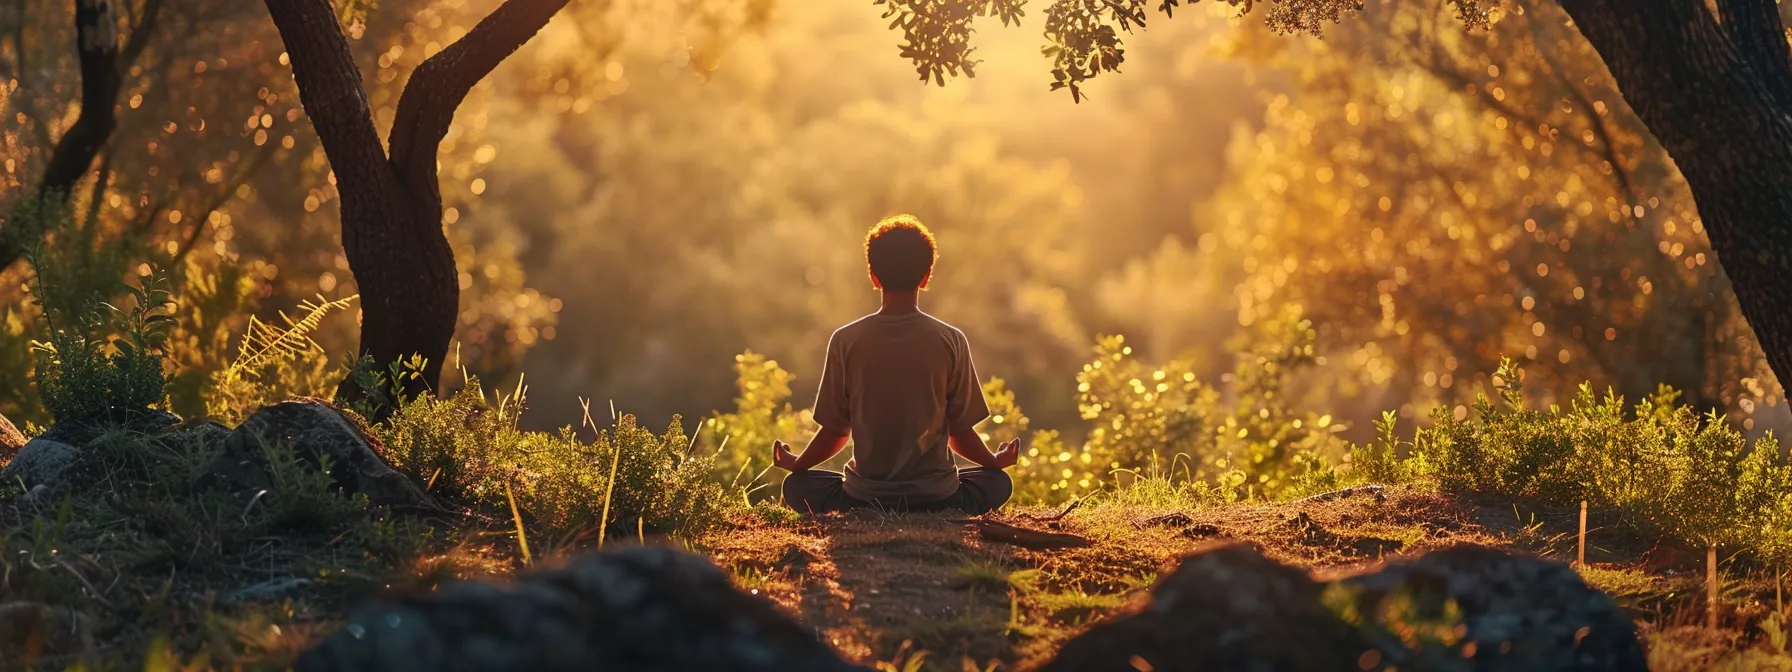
294, 546, 869, 672
1042, 543, 1645, 672
0, 409, 178, 491
1041, 543, 1377, 672
1340, 544, 1647, 671
0, 412, 24, 458
0, 438, 81, 492
204, 398, 437, 510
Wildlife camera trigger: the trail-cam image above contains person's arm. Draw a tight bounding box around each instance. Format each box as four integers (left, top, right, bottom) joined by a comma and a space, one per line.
776, 330, 852, 472
773, 428, 849, 472
943, 329, 1018, 469
948, 429, 1018, 469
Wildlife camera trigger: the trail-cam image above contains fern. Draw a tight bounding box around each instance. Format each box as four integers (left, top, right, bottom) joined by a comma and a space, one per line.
205, 294, 357, 425
220, 294, 358, 385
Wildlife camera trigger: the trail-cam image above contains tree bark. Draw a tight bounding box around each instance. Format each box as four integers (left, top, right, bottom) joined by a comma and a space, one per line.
1557, 0, 1792, 395
262, 0, 569, 403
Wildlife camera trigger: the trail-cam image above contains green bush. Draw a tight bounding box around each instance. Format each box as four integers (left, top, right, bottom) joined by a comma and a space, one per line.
1379, 359, 1792, 560
29, 263, 175, 422
698, 351, 823, 500
378, 377, 736, 540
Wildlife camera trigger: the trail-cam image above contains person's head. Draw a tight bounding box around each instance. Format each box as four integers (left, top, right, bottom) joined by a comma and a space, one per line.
864, 214, 936, 292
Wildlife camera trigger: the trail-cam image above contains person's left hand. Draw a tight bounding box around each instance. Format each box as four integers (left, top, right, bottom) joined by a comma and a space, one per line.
772, 440, 802, 471
992, 438, 1021, 469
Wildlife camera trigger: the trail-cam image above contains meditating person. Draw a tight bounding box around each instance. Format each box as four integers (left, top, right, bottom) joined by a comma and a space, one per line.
772, 214, 1018, 515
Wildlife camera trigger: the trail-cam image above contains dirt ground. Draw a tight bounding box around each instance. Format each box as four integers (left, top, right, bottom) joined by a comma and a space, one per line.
705, 486, 1569, 671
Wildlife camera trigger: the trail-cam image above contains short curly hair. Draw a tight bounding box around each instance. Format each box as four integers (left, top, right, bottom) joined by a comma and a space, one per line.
864, 214, 937, 292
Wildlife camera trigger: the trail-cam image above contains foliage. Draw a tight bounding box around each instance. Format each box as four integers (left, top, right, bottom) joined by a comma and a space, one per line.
699, 351, 823, 499
1352, 360, 1792, 560
206, 294, 358, 425
985, 377, 1073, 503
0, 399, 417, 666
878, 0, 1488, 100
162, 255, 267, 420
260, 438, 372, 534
1206, 0, 1776, 426
1, 196, 144, 424
1051, 312, 1347, 503
28, 250, 176, 422
378, 377, 737, 539
1072, 334, 1218, 491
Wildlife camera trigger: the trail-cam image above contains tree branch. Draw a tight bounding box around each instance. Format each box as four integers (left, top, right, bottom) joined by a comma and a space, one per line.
36, 0, 122, 203
1528, 36, 1643, 212
1716, 0, 1792, 110
119, 0, 165, 67
386, 0, 571, 213
0, 0, 166, 274
82, 149, 114, 229
0, 0, 123, 273
262, 0, 399, 204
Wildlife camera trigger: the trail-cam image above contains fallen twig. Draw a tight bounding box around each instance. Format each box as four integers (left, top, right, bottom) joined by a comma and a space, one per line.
1016, 499, 1082, 522
968, 519, 1091, 550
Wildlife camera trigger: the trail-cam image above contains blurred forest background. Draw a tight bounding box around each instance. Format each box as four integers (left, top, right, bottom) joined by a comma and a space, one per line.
2, 0, 1784, 443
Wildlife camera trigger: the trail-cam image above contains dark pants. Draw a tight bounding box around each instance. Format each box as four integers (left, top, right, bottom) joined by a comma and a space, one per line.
782, 467, 1013, 515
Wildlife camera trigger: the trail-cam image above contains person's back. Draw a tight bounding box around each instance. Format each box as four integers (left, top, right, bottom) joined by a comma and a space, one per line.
771, 215, 1018, 515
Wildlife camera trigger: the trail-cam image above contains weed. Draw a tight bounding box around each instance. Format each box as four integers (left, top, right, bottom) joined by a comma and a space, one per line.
378, 376, 738, 541
953, 558, 1013, 593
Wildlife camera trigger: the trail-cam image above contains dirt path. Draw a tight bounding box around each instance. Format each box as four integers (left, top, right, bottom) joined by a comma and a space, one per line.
707, 487, 1511, 671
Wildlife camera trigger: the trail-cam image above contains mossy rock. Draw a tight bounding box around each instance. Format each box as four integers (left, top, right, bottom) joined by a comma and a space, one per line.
201, 398, 439, 510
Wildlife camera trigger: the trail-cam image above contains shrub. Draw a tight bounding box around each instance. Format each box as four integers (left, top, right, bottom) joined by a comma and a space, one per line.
1074, 334, 1220, 485
986, 377, 1079, 504
29, 262, 176, 422
698, 351, 822, 500
1390, 359, 1792, 560
379, 377, 737, 540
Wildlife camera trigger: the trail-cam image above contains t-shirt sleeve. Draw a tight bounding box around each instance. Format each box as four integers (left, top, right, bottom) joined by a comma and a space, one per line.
945, 330, 992, 434
812, 332, 851, 431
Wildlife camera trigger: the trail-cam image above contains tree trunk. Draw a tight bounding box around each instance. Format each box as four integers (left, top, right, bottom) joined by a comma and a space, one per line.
262, 0, 568, 405
1557, 0, 1792, 393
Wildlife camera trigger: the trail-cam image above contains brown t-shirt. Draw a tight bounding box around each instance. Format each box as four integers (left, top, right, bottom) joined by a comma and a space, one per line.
813, 311, 990, 502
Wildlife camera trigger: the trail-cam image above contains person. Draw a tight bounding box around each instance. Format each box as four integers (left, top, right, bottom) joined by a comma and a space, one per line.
773, 214, 1018, 515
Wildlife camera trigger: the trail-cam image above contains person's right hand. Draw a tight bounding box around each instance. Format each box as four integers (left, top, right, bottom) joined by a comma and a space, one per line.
992, 438, 1021, 469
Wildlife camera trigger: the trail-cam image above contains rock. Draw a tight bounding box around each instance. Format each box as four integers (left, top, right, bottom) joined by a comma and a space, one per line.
294, 546, 869, 672
1, 409, 179, 490
1339, 544, 1647, 671
204, 399, 437, 510
166, 420, 234, 453
0, 413, 24, 458
0, 601, 92, 667
1041, 543, 1375, 672
1042, 543, 1646, 672
0, 438, 82, 491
